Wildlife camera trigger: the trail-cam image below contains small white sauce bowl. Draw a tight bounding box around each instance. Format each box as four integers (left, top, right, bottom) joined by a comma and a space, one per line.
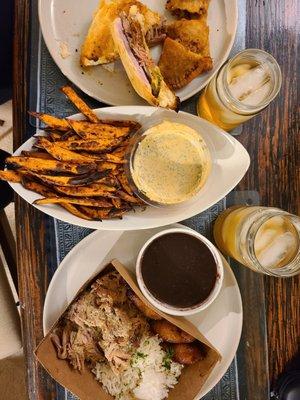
136, 227, 224, 316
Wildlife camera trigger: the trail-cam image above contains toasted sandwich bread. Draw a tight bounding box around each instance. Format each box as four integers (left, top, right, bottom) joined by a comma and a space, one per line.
81, 0, 162, 66
112, 8, 179, 109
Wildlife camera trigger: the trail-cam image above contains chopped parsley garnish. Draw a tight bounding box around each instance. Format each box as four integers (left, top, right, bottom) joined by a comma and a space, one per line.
162, 347, 174, 370
136, 351, 147, 359
131, 351, 147, 365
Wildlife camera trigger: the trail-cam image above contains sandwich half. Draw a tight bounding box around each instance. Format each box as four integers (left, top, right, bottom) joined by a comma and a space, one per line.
81, 0, 164, 66
112, 8, 179, 110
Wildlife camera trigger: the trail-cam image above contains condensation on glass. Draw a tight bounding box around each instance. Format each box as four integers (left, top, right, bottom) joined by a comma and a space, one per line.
197, 49, 282, 131
213, 206, 300, 277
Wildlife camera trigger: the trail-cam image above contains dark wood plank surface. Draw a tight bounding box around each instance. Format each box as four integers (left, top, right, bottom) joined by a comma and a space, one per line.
12, 0, 299, 399
13, 1, 59, 399
240, 0, 300, 386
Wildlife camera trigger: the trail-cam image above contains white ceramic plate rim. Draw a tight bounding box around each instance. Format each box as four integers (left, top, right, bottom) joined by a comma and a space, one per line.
9, 106, 250, 231
38, 0, 238, 105
43, 224, 243, 399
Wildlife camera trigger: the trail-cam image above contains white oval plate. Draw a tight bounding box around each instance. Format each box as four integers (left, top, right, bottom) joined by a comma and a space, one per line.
43, 224, 243, 399
38, 0, 238, 105
10, 106, 250, 231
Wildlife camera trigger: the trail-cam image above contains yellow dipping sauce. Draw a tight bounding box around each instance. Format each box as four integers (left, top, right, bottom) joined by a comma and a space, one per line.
130, 121, 210, 205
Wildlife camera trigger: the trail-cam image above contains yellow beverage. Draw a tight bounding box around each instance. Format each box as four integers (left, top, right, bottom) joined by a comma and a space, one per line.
197, 49, 282, 132
213, 206, 300, 276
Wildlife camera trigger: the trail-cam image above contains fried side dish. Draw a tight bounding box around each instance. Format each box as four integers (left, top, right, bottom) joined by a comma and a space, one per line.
159, 38, 212, 90
163, 342, 205, 365
151, 319, 195, 344
166, 0, 209, 18
166, 17, 210, 57
80, 0, 164, 66
1, 86, 145, 221
127, 288, 162, 320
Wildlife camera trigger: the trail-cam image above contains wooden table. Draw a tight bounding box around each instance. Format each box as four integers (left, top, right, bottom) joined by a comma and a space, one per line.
13, 0, 299, 399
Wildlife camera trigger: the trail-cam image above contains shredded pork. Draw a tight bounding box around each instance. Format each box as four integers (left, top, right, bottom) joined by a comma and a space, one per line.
51, 271, 149, 374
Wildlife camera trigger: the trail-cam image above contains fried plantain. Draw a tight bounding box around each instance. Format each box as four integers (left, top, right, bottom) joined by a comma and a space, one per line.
6, 156, 94, 175
127, 289, 162, 320
171, 343, 203, 365
61, 86, 100, 123
151, 320, 195, 343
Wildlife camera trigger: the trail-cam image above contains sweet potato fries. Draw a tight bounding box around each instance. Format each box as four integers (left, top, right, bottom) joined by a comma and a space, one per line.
1, 86, 144, 221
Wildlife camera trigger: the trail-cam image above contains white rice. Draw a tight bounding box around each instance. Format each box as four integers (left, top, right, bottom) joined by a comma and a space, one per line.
93, 335, 183, 400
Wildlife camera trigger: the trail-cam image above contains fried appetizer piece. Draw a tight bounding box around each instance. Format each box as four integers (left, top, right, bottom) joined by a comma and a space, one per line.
167, 17, 210, 57
80, 0, 162, 66
57, 137, 123, 153
162, 342, 204, 365
112, 8, 179, 110
171, 343, 203, 365
127, 289, 162, 320
151, 320, 195, 343
61, 86, 100, 123
166, 0, 209, 18
159, 38, 213, 90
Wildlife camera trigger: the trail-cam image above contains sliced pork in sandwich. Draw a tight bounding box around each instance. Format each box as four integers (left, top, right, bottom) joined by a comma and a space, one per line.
81, 0, 164, 66
112, 7, 179, 110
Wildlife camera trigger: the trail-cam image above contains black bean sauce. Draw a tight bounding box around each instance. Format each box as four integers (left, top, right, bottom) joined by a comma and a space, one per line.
141, 232, 217, 308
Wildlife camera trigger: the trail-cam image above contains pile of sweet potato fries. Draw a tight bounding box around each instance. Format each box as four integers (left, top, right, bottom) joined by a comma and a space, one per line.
0, 86, 145, 221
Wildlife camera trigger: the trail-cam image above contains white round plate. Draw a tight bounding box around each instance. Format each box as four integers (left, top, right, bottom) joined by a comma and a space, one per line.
38, 0, 238, 105
9, 106, 250, 231
43, 224, 243, 399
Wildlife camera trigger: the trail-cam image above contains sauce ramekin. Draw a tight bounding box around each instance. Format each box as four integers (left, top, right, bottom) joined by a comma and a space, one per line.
136, 227, 224, 316
124, 117, 211, 207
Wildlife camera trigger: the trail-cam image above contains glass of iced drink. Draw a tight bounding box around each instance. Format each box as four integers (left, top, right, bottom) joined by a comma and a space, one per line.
213, 206, 300, 277
197, 49, 282, 131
